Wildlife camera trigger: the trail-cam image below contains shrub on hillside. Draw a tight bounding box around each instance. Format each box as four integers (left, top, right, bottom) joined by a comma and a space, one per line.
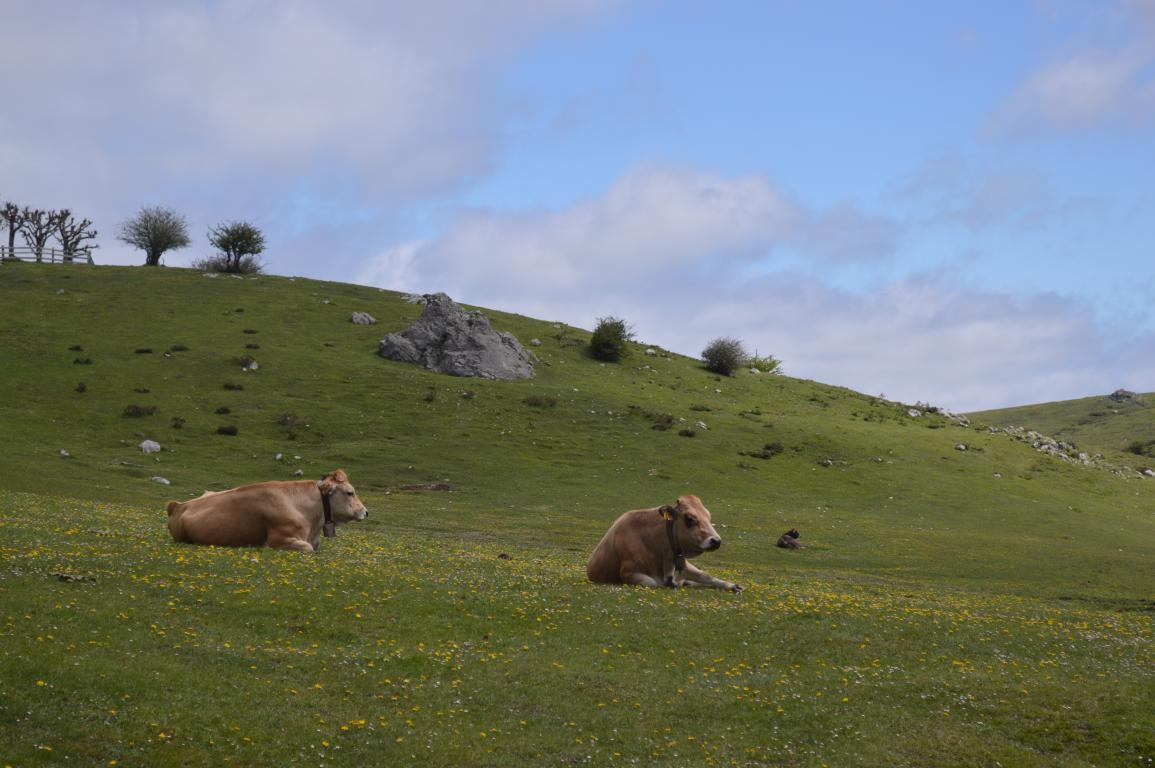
702, 337, 747, 376
190, 253, 264, 275
589, 316, 634, 362
747, 352, 783, 374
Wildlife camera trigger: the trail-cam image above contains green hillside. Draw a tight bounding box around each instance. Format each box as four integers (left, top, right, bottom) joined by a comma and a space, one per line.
2, 263, 1153, 767
971, 391, 1155, 465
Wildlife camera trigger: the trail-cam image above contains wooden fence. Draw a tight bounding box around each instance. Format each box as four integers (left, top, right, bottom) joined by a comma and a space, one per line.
0, 246, 94, 265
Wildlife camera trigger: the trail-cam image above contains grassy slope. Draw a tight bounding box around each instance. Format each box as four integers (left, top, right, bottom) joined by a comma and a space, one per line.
970, 392, 1155, 463
1, 263, 1153, 767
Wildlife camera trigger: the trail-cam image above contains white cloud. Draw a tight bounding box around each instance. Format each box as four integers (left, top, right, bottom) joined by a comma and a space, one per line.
359, 166, 800, 300
989, 1, 1155, 135
0, 0, 614, 264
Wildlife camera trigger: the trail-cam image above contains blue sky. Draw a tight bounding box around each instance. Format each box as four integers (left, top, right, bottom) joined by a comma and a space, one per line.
3, 0, 1153, 410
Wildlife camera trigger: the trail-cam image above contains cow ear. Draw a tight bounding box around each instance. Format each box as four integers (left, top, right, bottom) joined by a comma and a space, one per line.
317, 475, 335, 495
658, 505, 678, 522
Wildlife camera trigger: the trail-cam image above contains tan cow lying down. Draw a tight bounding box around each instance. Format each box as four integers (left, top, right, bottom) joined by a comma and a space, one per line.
587, 494, 741, 592
166, 469, 368, 552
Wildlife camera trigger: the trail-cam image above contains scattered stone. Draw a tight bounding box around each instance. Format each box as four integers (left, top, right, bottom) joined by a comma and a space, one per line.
378, 292, 534, 379
150, 476, 171, 485
529, 338, 541, 347
139, 440, 161, 454
351, 312, 377, 325
1108, 389, 1138, 403
59, 449, 71, 458
955, 443, 968, 451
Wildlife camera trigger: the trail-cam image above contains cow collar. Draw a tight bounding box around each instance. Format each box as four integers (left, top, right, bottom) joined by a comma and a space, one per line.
659, 506, 687, 574
319, 481, 336, 539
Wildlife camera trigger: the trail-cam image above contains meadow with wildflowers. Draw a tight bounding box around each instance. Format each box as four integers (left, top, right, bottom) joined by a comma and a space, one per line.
1, 264, 1153, 766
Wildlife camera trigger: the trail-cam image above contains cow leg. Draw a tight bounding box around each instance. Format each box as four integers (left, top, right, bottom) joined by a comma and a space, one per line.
267, 537, 316, 553
621, 571, 663, 587
677, 561, 742, 593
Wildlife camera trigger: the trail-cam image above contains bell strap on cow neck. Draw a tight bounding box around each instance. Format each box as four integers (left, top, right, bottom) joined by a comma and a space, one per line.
659, 505, 686, 574
319, 478, 336, 538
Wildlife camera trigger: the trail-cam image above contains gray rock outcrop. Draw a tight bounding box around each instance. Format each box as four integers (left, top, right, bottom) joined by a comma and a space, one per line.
378, 293, 534, 380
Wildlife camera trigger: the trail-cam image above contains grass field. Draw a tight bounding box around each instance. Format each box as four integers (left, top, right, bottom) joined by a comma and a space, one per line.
1, 264, 1153, 766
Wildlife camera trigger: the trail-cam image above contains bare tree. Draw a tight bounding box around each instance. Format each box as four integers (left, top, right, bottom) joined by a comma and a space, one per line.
54, 209, 98, 262
1, 201, 25, 257
118, 206, 190, 266
21, 208, 59, 262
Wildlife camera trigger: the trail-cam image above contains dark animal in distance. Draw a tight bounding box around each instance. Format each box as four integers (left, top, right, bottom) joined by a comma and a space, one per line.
777, 529, 803, 549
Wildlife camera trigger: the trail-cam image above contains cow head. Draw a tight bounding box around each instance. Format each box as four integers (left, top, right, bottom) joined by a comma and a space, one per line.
664, 494, 722, 553
317, 469, 369, 523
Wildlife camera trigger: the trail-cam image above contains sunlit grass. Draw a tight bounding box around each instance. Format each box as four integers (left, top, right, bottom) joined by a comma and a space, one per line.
2, 491, 1152, 767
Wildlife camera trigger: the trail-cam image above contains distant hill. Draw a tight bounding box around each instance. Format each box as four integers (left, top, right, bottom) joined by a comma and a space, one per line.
969, 389, 1155, 462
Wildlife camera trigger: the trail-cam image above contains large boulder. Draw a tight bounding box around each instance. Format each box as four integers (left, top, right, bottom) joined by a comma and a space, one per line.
378, 293, 534, 380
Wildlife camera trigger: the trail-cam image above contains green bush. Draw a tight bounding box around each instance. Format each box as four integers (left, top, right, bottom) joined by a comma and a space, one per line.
702, 336, 747, 376
589, 316, 634, 362
747, 351, 783, 374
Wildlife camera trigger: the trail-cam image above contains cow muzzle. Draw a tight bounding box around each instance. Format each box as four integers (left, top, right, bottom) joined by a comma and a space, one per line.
704, 536, 722, 551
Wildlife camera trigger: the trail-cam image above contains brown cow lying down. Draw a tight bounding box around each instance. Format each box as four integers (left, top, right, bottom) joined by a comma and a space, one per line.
166, 469, 368, 552
586, 494, 741, 592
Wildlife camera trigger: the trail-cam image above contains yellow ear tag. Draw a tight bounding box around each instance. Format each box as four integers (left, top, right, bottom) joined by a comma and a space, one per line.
660, 507, 675, 522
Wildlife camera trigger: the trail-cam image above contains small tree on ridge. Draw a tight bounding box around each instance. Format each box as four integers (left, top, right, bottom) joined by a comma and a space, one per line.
118, 206, 190, 266
206, 220, 265, 274
702, 336, 747, 376
590, 316, 635, 362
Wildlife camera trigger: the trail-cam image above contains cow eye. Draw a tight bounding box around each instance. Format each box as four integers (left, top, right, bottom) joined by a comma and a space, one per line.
345, 490, 355, 496
684, 516, 697, 528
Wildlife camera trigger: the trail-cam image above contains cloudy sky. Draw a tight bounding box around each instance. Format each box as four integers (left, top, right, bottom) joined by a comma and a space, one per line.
3, 0, 1153, 411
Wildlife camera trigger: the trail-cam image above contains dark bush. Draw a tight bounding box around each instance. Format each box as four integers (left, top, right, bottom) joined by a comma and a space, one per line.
702, 337, 747, 376
123, 404, 157, 417
524, 395, 558, 409
589, 316, 635, 362
740, 442, 786, 460
1127, 440, 1155, 457
217, 425, 239, 436
190, 252, 265, 275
